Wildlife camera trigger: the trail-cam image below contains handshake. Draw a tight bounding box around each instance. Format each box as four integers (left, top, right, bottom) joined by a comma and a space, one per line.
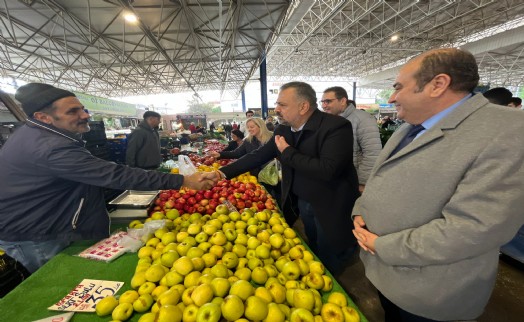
181, 170, 223, 190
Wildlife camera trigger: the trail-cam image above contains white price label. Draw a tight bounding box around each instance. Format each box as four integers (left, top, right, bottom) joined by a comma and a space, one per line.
48, 279, 123, 312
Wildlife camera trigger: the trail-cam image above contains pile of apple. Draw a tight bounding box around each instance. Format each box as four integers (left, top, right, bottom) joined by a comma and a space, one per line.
152, 179, 277, 216
96, 208, 362, 322
187, 153, 235, 167
203, 140, 227, 153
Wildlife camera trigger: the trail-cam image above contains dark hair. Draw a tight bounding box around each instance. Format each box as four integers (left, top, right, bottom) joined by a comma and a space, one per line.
414, 48, 479, 93
246, 110, 254, 116
143, 111, 161, 119
231, 129, 244, 139
280, 82, 318, 109
483, 87, 513, 105
509, 97, 522, 105
324, 86, 352, 107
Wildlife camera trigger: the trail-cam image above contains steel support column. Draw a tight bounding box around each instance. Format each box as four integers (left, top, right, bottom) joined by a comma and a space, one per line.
260, 57, 268, 119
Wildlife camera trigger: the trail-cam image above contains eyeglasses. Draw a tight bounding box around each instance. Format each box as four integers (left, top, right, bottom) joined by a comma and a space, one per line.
319, 98, 338, 105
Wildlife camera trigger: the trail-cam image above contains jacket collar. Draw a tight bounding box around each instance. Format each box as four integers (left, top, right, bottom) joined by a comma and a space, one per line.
26, 118, 85, 144
339, 104, 356, 119
139, 120, 156, 131
380, 93, 488, 164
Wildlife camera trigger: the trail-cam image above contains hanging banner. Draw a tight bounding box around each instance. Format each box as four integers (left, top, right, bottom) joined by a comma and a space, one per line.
73, 92, 137, 116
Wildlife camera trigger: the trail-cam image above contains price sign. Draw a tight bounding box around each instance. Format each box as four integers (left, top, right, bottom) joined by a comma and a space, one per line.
48, 279, 123, 312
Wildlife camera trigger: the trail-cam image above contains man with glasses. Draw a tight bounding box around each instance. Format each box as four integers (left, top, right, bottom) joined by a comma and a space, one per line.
321, 87, 381, 193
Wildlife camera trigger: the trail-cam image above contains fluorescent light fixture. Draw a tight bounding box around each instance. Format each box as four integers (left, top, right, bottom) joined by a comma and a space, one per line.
124, 13, 138, 23
391, 34, 400, 42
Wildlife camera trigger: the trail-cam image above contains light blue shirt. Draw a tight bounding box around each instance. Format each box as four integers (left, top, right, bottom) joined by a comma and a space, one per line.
415, 94, 473, 139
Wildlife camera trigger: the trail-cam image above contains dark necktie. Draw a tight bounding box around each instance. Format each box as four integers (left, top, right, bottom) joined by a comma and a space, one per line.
389, 124, 425, 157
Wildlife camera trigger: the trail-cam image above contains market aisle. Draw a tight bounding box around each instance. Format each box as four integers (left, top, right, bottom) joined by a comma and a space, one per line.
336, 253, 524, 322
293, 219, 524, 321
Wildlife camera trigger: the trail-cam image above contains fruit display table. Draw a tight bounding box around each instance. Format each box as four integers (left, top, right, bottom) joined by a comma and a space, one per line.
0, 237, 367, 321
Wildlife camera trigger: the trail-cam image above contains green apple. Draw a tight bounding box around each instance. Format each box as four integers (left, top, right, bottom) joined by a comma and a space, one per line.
221, 252, 239, 269
229, 211, 241, 221
210, 277, 230, 297
157, 304, 183, 322
224, 228, 238, 242
195, 302, 221, 322
165, 208, 180, 220
229, 279, 254, 301
232, 244, 247, 258
244, 295, 269, 321
215, 204, 229, 215
209, 231, 227, 246
160, 250, 180, 268
164, 270, 184, 287
95, 295, 118, 316
183, 304, 199, 322
210, 263, 229, 278
255, 244, 271, 259
234, 267, 252, 281
111, 302, 133, 321
282, 261, 301, 280
220, 294, 244, 321
251, 266, 269, 285
195, 231, 209, 243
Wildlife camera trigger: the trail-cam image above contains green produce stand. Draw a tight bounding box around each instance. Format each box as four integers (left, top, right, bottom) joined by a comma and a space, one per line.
0, 237, 367, 321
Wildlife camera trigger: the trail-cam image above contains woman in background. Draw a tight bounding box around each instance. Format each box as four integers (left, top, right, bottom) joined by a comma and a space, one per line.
210, 117, 272, 175
222, 129, 244, 152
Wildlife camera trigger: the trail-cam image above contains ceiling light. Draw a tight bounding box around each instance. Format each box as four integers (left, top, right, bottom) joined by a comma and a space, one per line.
391, 34, 399, 42
124, 13, 138, 23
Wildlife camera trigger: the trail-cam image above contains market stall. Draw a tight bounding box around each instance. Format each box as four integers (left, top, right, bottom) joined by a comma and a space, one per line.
0, 140, 367, 322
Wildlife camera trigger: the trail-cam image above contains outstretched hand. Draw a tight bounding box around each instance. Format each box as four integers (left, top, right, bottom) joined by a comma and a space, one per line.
182, 171, 220, 190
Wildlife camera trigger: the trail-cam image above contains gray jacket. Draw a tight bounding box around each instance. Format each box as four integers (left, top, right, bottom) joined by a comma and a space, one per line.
339, 104, 381, 184
126, 121, 162, 169
352, 94, 524, 320
0, 119, 184, 242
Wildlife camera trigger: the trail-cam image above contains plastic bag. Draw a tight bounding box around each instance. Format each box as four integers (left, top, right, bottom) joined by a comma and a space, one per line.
258, 159, 279, 186
178, 155, 197, 175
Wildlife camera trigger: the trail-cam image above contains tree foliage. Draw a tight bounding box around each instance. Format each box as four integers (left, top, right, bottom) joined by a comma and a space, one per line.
186, 95, 221, 114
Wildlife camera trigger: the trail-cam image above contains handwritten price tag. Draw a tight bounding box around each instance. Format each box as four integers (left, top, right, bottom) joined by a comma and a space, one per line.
32, 312, 74, 322
48, 279, 123, 312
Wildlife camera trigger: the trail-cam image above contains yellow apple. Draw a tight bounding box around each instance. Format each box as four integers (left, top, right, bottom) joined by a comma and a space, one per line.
210, 277, 230, 297
133, 293, 154, 313
157, 304, 183, 322
267, 282, 286, 304
229, 280, 254, 301
111, 302, 133, 321
191, 283, 214, 307
95, 295, 118, 316
265, 302, 286, 322
221, 294, 244, 321
244, 295, 269, 321
290, 307, 315, 322
327, 291, 348, 307
195, 302, 221, 322
321, 302, 344, 322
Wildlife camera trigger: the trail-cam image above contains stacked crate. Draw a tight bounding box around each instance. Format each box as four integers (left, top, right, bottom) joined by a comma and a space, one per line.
107, 137, 127, 164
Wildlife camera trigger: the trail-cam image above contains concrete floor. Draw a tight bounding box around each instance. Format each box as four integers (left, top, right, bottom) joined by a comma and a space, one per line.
293, 220, 524, 322
336, 255, 524, 322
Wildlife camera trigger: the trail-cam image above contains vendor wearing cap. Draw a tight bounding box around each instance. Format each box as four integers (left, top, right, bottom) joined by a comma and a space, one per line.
0, 83, 219, 275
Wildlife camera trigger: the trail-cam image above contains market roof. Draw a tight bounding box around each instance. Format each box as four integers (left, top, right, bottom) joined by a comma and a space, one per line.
1, 0, 523, 98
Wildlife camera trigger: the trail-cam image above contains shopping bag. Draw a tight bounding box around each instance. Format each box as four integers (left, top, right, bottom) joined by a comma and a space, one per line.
178, 155, 197, 175
258, 159, 279, 186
